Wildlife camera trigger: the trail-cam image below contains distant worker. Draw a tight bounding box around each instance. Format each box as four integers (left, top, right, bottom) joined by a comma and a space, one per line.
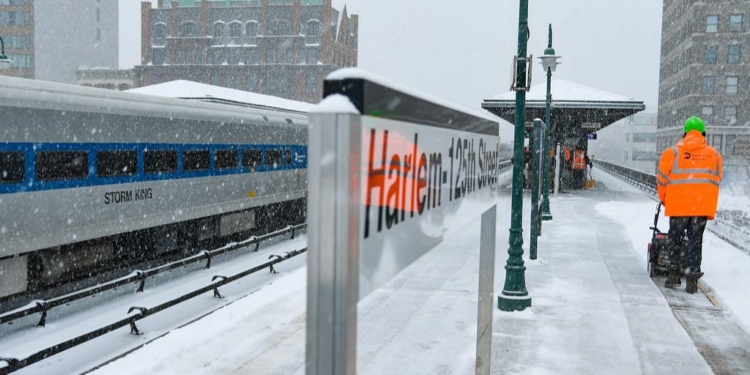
523, 147, 532, 189
657, 116, 722, 294
571, 144, 591, 189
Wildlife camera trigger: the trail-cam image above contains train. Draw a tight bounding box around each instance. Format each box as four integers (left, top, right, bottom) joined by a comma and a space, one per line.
0, 76, 309, 301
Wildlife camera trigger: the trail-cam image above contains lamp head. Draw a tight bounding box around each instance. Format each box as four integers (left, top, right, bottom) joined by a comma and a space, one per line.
0, 55, 12, 70
539, 54, 561, 72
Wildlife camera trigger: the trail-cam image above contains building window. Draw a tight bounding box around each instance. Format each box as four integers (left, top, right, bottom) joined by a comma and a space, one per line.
632, 133, 656, 143
306, 75, 317, 93
701, 106, 714, 124
307, 20, 320, 36
712, 135, 723, 151
210, 73, 220, 86
702, 76, 715, 94
266, 47, 275, 63
175, 49, 183, 64
0, 11, 30, 26
6, 54, 31, 68
730, 14, 743, 32
246, 21, 258, 37
728, 44, 741, 63
706, 15, 719, 33
725, 106, 738, 125
214, 22, 225, 38
246, 73, 256, 91
726, 135, 736, 155
154, 23, 167, 45
230, 22, 242, 38
726, 76, 739, 94
178, 22, 197, 37
704, 46, 717, 63
96, 28, 101, 41
305, 48, 319, 64
3, 35, 30, 49
245, 49, 254, 64
212, 49, 223, 65
228, 48, 241, 64
96, 8, 100, 22
270, 19, 292, 36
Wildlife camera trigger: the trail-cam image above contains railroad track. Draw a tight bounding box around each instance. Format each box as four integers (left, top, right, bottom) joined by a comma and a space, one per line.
0, 227, 307, 375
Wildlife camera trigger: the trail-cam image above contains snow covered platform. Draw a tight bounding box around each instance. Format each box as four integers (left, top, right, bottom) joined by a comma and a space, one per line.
85, 169, 750, 375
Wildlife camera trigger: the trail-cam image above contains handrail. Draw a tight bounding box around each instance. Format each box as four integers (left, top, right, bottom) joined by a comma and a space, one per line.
594, 159, 657, 195
0, 223, 306, 327
0, 247, 307, 375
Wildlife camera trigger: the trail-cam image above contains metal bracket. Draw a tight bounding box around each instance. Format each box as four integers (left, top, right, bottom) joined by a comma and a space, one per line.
0, 357, 19, 369
509, 55, 534, 92
211, 275, 227, 298
127, 306, 148, 335
202, 250, 212, 269
253, 241, 260, 252
35, 301, 48, 327
136, 271, 146, 293
268, 254, 283, 274
290, 226, 296, 239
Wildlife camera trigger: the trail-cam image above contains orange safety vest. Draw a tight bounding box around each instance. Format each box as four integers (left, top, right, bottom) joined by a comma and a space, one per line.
572, 149, 587, 170
656, 131, 722, 218
564, 146, 571, 162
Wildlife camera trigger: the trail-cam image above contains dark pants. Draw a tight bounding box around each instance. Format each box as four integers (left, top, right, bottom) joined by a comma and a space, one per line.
572, 169, 586, 189
667, 216, 708, 273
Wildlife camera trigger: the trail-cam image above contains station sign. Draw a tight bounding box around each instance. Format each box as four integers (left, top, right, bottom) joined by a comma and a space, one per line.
581, 122, 601, 129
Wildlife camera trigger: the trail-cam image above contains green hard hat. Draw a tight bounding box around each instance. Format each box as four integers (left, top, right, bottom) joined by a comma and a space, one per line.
684, 116, 705, 134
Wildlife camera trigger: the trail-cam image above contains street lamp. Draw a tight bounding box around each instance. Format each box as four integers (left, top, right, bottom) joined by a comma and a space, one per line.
538, 25, 560, 221
0, 36, 13, 70
498, 0, 532, 312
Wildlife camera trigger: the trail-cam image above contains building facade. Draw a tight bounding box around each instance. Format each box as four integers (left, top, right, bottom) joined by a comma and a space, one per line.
135, 0, 358, 103
0, 0, 119, 83
588, 113, 658, 174
658, 0, 750, 188
0, 0, 34, 79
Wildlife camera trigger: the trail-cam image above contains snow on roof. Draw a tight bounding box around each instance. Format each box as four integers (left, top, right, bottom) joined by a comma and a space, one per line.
127, 80, 314, 114
491, 79, 637, 103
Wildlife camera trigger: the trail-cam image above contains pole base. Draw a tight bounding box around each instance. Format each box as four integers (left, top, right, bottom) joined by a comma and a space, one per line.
498, 294, 532, 311
541, 212, 553, 221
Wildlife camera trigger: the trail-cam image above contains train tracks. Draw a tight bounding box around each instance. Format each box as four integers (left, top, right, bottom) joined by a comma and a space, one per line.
0, 227, 307, 375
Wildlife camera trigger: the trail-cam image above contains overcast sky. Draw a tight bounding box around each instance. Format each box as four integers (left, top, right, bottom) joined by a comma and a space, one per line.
119, 0, 663, 134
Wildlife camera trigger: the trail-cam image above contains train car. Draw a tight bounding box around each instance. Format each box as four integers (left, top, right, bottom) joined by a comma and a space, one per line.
0, 76, 308, 300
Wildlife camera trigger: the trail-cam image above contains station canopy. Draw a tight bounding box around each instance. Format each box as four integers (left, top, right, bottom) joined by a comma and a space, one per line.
482, 80, 645, 139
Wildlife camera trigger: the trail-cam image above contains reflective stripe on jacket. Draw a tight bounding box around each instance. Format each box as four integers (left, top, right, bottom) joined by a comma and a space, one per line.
656, 131, 722, 218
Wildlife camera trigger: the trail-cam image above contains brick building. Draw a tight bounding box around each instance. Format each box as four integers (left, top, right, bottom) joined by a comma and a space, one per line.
0, 0, 34, 79
658, 0, 750, 187
135, 0, 358, 103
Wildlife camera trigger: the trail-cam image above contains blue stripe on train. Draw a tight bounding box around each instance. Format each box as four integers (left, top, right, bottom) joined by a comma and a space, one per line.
0, 142, 308, 195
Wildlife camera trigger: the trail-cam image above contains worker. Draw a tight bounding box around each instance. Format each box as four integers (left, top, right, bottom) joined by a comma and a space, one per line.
571, 144, 591, 189
657, 116, 722, 293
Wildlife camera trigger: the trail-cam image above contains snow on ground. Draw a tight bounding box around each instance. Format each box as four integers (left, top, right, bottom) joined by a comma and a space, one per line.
594, 172, 750, 338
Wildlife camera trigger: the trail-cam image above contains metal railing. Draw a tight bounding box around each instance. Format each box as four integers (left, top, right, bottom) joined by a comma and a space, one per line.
594, 159, 657, 195
0, 223, 305, 328
0, 244, 306, 374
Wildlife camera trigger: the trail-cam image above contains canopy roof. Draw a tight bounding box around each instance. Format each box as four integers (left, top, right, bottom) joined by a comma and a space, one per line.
482, 80, 645, 139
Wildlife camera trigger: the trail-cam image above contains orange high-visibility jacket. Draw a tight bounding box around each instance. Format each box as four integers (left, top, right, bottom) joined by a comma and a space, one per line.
657, 131, 722, 218
572, 149, 588, 170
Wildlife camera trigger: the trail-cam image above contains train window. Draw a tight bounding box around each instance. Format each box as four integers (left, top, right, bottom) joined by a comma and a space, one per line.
144, 150, 177, 174
97, 150, 137, 177
36, 151, 88, 181
0, 152, 24, 183
265, 149, 281, 166
215, 149, 238, 169
183, 149, 210, 171
241, 149, 262, 167
285, 150, 292, 165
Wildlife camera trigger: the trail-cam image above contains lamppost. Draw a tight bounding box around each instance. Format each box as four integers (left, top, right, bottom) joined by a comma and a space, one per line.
538, 25, 560, 221
0, 36, 13, 70
498, 0, 532, 312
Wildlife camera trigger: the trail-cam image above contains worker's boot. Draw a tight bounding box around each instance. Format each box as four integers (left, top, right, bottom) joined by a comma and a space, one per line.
664, 267, 681, 289
685, 272, 704, 294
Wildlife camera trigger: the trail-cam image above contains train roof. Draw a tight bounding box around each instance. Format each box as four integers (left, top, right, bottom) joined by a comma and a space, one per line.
0, 76, 308, 126
127, 80, 314, 115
